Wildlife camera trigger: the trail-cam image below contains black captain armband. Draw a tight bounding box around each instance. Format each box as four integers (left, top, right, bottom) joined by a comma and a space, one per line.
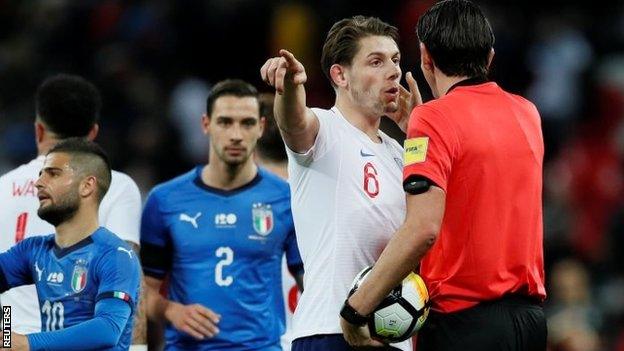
403, 175, 434, 195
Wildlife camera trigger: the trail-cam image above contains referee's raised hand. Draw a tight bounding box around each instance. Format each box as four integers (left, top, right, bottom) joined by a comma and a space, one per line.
260, 49, 307, 95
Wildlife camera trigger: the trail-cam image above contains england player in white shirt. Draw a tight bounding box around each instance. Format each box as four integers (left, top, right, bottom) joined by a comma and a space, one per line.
261, 16, 421, 351
0, 74, 145, 349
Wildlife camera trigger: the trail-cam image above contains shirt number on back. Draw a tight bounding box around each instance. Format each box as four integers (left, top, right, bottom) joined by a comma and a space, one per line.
363, 162, 379, 198
41, 300, 64, 331
215, 247, 234, 287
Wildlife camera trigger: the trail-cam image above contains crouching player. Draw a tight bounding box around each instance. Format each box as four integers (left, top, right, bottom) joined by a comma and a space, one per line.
0, 138, 141, 351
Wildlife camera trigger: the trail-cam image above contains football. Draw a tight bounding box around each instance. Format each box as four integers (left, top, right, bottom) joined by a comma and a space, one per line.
349, 266, 430, 343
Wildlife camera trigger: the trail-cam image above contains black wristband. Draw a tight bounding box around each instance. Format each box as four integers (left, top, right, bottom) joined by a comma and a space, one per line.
340, 299, 368, 326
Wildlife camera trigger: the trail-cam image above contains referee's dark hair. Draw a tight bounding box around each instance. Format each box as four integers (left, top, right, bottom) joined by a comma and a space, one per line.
206, 79, 259, 116
36, 74, 102, 138
417, 0, 495, 79
47, 138, 112, 203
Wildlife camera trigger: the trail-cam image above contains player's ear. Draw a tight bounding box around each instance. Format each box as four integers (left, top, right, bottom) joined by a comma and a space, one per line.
258, 116, 266, 137
330, 64, 348, 88
86, 124, 99, 141
201, 113, 210, 135
487, 48, 495, 69
79, 175, 97, 199
34, 121, 46, 144
419, 43, 434, 75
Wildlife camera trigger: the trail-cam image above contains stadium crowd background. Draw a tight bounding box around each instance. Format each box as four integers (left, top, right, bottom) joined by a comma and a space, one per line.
0, 1, 622, 350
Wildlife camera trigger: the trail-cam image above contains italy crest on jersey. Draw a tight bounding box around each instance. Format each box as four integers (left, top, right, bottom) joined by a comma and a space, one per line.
252, 203, 273, 236
71, 260, 88, 293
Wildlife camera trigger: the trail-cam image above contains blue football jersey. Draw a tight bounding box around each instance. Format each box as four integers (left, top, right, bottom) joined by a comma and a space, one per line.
141, 167, 303, 351
0, 227, 141, 350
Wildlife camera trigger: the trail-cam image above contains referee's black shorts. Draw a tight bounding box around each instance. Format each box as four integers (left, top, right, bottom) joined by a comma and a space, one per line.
417, 294, 547, 351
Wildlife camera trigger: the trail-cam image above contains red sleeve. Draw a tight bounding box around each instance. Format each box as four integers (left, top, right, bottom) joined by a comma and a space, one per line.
403, 104, 459, 192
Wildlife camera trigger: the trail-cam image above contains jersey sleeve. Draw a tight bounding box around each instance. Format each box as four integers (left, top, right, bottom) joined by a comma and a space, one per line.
140, 190, 172, 279
99, 173, 142, 245
403, 104, 460, 192
283, 209, 303, 276
285, 108, 339, 164
27, 297, 132, 350
95, 245, 141, 309
0, 237, 36, 292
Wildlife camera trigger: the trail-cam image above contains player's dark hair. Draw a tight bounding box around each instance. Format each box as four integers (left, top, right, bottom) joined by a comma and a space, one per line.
206, 79, 259, 115
47, 138, 112, 203
257, 93, 286, 162
321, 16, 399, 87
416, 0, 494, 78
35, 74, 102, 138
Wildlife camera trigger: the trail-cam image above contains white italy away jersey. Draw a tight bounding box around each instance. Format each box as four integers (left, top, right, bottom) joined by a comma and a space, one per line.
0, 155, 141, 333
287, 107, 410, 350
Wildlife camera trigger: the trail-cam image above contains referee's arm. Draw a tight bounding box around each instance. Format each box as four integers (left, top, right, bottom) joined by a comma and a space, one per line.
347, 186, 445, 316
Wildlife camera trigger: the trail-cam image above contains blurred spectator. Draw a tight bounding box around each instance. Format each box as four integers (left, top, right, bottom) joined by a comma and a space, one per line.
526, 13, 593, 159
168, 77, 211, 164
547, 259, 602, 351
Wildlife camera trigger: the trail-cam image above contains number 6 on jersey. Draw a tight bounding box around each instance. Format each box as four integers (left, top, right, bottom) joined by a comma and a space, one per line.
363, 162, 380, 198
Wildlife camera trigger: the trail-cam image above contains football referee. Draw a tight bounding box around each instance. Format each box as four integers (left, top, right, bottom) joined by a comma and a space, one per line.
339, 1, 547, 350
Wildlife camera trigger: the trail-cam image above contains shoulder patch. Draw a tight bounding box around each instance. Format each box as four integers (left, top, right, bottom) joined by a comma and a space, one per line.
403, 137, 429, 165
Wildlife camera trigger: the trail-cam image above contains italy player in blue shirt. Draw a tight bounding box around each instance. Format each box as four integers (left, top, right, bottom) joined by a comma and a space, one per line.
0, 139, 141, 351
141, 79, 303, 350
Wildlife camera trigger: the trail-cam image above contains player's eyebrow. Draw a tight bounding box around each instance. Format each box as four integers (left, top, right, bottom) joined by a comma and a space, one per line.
39, 166, 63, 176
241, 117, 258, 124
366, 50, 400, 58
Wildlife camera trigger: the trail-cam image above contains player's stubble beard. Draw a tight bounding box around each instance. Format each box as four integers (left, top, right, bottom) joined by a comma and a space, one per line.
351, 84, 398, 118
217, 144, 257, 177
38, 187, 80, 227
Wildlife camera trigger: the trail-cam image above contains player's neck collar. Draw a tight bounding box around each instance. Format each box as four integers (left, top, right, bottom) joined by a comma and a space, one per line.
193, 166, 263, 197
53, 234, 95, 259
446, 76, 489, 94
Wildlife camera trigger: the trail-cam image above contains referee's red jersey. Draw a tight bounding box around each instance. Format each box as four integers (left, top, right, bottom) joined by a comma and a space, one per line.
403, 81, 546, 313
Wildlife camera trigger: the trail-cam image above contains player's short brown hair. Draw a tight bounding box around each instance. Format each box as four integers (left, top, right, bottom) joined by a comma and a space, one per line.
321, 16, 399, 87
206, 79, 259, 116
47, 138, 111, 203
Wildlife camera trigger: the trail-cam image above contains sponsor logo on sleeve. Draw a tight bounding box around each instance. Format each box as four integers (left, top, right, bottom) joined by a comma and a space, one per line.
403, 137, 429, 166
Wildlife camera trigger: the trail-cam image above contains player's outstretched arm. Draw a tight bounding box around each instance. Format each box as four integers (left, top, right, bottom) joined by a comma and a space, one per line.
260, 49, 319, 153
144, 276, 220, 340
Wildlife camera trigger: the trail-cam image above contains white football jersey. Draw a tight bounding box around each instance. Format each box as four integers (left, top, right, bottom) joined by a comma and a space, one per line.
287, 107, 410, 350
0, 155, 141, 333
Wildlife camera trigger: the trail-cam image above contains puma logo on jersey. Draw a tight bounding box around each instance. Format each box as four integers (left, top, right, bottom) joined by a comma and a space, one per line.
180, 212, 202, 228
34, 261, 43, 281
117, 247, 134, 259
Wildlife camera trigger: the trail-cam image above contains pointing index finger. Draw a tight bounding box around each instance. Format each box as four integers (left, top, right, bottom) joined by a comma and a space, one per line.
279, 49, 298, 67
